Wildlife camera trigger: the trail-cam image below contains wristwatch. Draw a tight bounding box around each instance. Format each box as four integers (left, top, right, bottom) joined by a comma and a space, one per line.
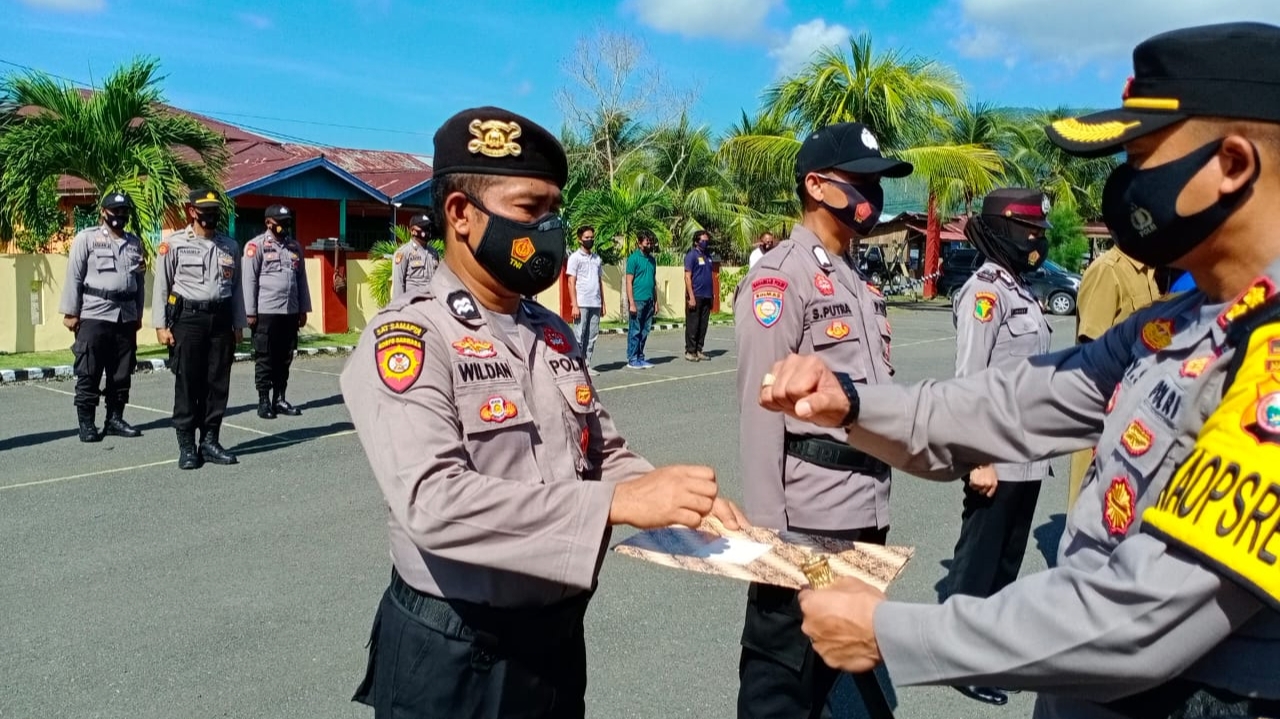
832, 371, 861, 428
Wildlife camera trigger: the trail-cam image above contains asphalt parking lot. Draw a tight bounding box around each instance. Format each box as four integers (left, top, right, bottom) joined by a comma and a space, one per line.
0, 304, 1077, 719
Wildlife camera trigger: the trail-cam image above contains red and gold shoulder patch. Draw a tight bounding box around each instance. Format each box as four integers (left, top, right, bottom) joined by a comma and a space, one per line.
1218, 277, 1276, 329
452, 336, 497, 359
394, 252, 403, 264
1104, 476, 1136, 536
543, 326, 571, 354
814, 273, 834, 296
1140, 319, 1175, 352
752, 276, 788, 328
480, 395, 518, 423
575, 384, 593, 406
157, 242, 169, 256
246, 244, 257, 258
1121, 419, 1154, 456
825, 320, 850, 340
973, 292, 997, 323
375, 335, 425, 393
1181, 355, 1213, 379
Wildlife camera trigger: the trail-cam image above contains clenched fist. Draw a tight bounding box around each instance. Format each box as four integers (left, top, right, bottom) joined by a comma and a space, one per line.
759, 353, 851, 427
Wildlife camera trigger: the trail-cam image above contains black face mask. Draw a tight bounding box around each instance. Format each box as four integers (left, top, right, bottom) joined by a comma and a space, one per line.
195, 210, 220, 230
1101, 139, 1260, 267
104, 213, 129, 231
819, 177, 883, 236
270, 221, 293, 237
967, 216, 1049, 274
580, 241, 594, 251
467, 196, 566, 296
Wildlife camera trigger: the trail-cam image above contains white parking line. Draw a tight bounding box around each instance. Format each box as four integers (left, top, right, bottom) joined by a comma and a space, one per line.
293, 367, 342, 377
34, 385, 273, 437
598, 368, 737, 392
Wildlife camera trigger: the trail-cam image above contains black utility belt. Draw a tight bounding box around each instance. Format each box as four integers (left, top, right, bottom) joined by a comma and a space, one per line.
1106, 677, 1280, 719
785, 434, 888, 474
388, 570, 589, 642
174, 296, 229, 313
83, 286, 136, 303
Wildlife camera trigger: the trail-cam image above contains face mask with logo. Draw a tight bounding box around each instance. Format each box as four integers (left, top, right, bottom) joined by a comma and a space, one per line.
270, 220, 293, 237
1102, 139, 1260, 266
818, 177, 884, 236
104, 213, 129, 231
467, 195, 566, 296
195, 210, 221, 230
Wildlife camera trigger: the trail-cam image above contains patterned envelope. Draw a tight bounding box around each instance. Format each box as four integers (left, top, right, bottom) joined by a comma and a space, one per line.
612, 518, 913, 591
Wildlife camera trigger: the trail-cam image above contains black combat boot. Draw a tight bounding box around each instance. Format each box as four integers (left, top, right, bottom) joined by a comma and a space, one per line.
257, 391, 277, 419
199, 427, 239, 465
177, 429, 201, 470
103, 403, 142, 438
76, 406, 102, 443
273, 390, 301, 417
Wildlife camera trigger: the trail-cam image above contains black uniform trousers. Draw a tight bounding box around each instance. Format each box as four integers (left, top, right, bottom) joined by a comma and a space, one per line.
739, 525, 890, 719
171, 304, 235, 434
354, 571, 589, 719
252, 313, 298, 395
72, 318, 137, 409
685, 296, 713, 354
946, 475, 1042, 599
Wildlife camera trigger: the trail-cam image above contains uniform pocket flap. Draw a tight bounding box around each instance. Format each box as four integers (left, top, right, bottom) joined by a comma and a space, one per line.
457, 389, 533, 436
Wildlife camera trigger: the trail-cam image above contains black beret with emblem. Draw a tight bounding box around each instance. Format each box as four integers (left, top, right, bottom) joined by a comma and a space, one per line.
265, 204, 292, 221
795, 122, 913, 179
1047, 22, 1280, 157
981, 188, 1051, 228
100, 191, 133, 210
188, 188, 222, 208
431, 106, 568, 187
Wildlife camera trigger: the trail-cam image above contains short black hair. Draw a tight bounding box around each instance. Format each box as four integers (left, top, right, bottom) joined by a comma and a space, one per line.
430, 173, 500, 233
636, 229, 656, 242
577, 225, 595, 238
693, 229, 711, 243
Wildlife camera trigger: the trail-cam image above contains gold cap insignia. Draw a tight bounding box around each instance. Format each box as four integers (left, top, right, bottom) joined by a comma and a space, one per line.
1051, 117, 1141, 144
468, 119, 522, 158
205, 192, 217, 201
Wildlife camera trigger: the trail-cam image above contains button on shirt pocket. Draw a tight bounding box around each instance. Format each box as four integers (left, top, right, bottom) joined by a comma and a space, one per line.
455, 385, 536, 478
93, 247, 117, 272
1001, 314, 1046, 357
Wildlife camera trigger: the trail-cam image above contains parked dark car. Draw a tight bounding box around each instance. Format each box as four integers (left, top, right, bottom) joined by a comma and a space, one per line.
940, 250, 1082, 315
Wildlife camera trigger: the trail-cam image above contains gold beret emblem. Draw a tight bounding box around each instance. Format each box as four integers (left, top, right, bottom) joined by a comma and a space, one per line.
468, 119, 523, 158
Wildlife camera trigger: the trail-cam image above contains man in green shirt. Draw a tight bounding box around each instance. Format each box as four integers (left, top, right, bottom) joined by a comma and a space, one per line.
625, 230, 658, 369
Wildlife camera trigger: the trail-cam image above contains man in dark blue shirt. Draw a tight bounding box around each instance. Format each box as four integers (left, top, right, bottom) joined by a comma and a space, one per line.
683, 230, 715, 361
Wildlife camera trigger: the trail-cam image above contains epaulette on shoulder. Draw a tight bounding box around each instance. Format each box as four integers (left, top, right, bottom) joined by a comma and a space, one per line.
975, 267, 999, 283
754, 241, 797, 273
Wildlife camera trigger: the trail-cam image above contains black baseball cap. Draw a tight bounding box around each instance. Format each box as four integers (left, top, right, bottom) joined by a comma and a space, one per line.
100, 191, 133, 210
265, 204, 292, 221
432, 106, 568, 187
795, 122, 913, 180
981, 188, 1051, 228
1047, 22, 1280, 157
408, 213, 433, 229
188, 188, 222, 208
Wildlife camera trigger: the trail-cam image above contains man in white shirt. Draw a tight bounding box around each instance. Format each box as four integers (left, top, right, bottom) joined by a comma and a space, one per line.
566, 225, 606, 374
748, 231, 778, 268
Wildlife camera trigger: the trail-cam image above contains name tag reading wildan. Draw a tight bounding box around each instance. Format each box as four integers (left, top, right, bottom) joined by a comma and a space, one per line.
613, 518, 913, 591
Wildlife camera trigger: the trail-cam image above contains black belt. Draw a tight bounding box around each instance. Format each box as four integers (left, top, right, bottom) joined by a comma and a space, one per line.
83, 286, 135, 303
177, 297, 229, 313
1106, 678, 1280, 719
388, 570, 589, 643
785, 433, 888, 474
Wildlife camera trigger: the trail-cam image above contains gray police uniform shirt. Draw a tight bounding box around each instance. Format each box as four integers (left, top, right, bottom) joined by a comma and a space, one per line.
734, 225, 893, 532
242, 231, 312, 316
953, 261, 1052, 482
150, 227, 248, 330
58, 225, 146, 323
843, 262, 1280, 715
339, 263, 653, 608
390, 240, 439, 300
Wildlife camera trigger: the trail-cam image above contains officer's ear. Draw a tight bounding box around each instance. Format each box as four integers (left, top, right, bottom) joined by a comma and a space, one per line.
443, 191, 482, 245
1216, 135, 1260, 196
802, 172, 829, 206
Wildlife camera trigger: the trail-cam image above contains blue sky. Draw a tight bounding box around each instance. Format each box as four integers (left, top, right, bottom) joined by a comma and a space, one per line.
4, 0, 1279, 156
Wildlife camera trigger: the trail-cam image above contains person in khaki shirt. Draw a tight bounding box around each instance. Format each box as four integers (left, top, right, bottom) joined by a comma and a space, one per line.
1067, 245, 1162, 509
341, 106, 745, 719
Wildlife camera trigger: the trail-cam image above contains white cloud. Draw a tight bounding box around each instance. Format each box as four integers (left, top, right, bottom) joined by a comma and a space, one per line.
769, 19, 851, 75
239, 12, 272, 30
957, 0, 1280, 68
18, 0, 103, 10
625, 0, 782, 41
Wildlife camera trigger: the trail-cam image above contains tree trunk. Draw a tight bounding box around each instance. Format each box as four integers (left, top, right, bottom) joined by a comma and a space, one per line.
924, 193, 941, 299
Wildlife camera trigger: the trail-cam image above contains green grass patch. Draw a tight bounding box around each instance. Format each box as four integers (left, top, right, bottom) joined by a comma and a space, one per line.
0, 330, 364, 371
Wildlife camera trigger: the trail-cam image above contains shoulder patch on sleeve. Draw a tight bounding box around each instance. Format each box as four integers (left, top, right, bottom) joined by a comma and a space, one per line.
751, 276, 788, 328
157, 242, 169, 255
973, 291, 997, 323
1142, 322, 1280, 610
246, 243, 257, 258
372, 321, 427, 393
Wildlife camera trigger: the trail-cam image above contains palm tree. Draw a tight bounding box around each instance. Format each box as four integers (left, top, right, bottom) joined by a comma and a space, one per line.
0, 57, 228, 254
564, 174, 673, 264
720, 33, 1003, 296
1004, 110, 1117, 219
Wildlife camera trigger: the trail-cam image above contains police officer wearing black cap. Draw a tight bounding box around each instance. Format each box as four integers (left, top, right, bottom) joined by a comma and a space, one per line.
341, 106, 741, 719
734, 121, 911, 719
152, 188, 247, 470
243, 204, 311, 419
762, 23, 1280, 719
59, 190, 146, 442
390, 211, 439, 300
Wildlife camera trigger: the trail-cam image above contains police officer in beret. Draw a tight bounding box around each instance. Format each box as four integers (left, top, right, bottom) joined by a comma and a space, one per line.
944, 188, 1053, 707
763, 22, 1280, 718
341, 106, 746, 719
243, 204, 311, 419
59, 190, 146, 442
391, 212, 439, 300
152, 189, 247, 470
734, 121, 910, 719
